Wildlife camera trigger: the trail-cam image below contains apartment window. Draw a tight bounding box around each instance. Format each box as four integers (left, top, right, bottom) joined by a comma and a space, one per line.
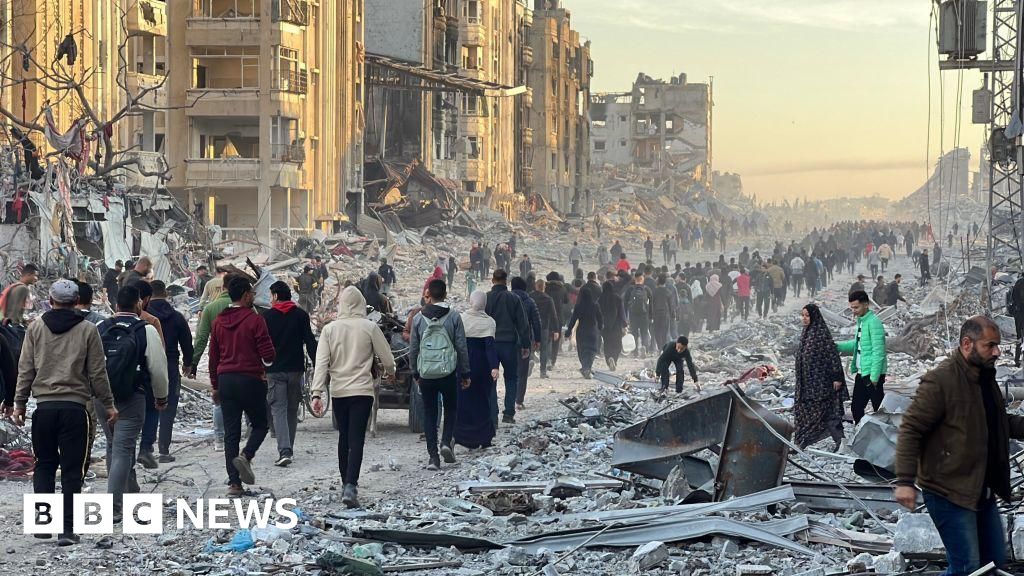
191, 46, 260, 89
462, 93, 481, 115
465, 0, 480, 22
550, 152, 556, 170
619, 139, 627, 147
274, 46, 307, 93
552, 41, 558, 59
467, 136, 480, 159
195, 0, 259, 18
594, 140, 606, 151
462, 46, 483, 70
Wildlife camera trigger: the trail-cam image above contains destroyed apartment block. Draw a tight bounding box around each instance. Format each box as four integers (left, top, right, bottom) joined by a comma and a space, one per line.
362, 158, 480, 238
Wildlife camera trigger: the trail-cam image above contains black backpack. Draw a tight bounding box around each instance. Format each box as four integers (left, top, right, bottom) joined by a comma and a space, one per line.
0, 320, 26, 367
98, 317, 148, 402
626, 285, 649, 318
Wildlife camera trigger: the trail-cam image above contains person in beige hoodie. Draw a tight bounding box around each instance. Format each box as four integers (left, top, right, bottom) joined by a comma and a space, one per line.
311, 286, 395, 508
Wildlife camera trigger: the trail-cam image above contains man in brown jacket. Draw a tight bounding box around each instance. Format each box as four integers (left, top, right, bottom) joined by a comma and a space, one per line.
895, 316, 1024, 575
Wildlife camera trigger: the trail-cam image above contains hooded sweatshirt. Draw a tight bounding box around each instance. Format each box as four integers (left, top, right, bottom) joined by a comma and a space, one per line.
312, 287, 395, 399
409, 302, 471, 379
262, 300, 317, 373
14, 308, 113, 410
208, 305, 276, 389
147, 298, 194, 368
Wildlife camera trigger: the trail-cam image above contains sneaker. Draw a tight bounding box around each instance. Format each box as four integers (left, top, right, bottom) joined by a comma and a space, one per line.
427, 455, 441, 470
501, 415, 515, 424
440, 444, 456, 464
57, 533, 80, 547
232, 454, 256, 485
342, 484, 360, 509
274, 454, 292, 467
137, 450, 158, 470
158, 454, 176, 464
213, 439, 224, 452
227, 484, 244, 497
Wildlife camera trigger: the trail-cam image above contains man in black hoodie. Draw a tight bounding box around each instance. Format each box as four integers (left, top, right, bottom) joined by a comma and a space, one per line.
486, 269, 530, 424
530, 279, 559, 379
143, 281, 194, 463
510, 277, 541, 410
262, 281, 317, 466
544, 272, 569, 367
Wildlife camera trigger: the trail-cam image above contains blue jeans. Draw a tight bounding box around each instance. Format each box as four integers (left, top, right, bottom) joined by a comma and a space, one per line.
923, 490, 1006, 575
494, 341, 520, 418
140, 385, 158, 454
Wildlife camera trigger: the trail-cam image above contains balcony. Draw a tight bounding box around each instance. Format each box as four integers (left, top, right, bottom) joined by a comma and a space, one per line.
272, 0, 309, 26
120, 151, 167, 189
522, 9, 533, 28
271, 143, 305, 164
126, 72, 168, 108
461, 158, 482, 181
521, 46, 534, 66
521, 166, 534, 185
188, 0, 259, 42
127, 1, 167, 37
524, 87, 533, 108
461, 67, 485, 81
522, 127, 534, 147
461, 18, 485, 46
274, 69, 308, 94
187, 158, 260, 187
193, 0, 260, 18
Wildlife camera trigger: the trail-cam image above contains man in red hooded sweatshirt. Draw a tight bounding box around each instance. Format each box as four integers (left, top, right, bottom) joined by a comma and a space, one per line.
209, 277, 276, 496
262, 281, 317, 467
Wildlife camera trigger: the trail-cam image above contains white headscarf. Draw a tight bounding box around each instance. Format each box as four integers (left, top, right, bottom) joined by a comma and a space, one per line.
461, 289, 495, 338
706, 274, 722, 297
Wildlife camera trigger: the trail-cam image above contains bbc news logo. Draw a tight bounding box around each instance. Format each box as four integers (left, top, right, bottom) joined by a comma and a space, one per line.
24, 494, 299, 534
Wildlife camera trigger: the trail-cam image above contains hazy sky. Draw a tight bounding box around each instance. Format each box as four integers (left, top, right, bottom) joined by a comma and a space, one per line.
572, 0, 984, 202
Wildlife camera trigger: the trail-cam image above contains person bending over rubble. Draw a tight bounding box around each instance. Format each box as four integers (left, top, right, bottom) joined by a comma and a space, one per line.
655, 336, 698, 394
895, 316, 1024, 575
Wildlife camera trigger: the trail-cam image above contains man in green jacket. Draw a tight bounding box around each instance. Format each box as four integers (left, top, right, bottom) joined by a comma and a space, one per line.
894, 316, 1024, 574
836, 290, 887, 423
188, 273, 239, 452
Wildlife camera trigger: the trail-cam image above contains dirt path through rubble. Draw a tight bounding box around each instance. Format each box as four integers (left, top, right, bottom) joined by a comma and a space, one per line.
0, 247, 911, 575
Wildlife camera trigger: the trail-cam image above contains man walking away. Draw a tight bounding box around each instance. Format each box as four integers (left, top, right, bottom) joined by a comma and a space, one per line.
208, 278, 276, 495
262, 281, 317, 467
97, 285, 168, 523
410, 279, 470, 469
13, 279, 117, 546
530, 279, 559, 379
569, 242, 583, 275
510, 277, 541, 409
103, 260, 123, 307
296, 266, 318, 312
644, 236, 654, 262
119, 257, 151, 288
651, 275, 677, 349
656, 336, 699, 393
895, 316, 1024, 575
919, 249, 931, 286
378, 258, 397, 296
789, 254, 805, 298
144, 281, 193, 463
735, 267, 751, 321
485, 269, 530, 424
1011, 274, 1024, 366
836, 290, 887, 423
624, 270, 654, 357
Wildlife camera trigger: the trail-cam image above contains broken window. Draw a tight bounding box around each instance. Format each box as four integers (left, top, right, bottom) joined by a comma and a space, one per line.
191, 46, 260, 89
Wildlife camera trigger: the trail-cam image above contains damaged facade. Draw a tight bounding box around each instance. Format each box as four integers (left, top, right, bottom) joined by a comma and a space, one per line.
166, 0, 365, 249
591, 72, 713, 187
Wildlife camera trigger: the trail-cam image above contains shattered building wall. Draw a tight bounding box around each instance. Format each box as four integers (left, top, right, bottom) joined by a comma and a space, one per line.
528, 0, 593, 214
590, 94, 633, 169
166, 0, 365, 249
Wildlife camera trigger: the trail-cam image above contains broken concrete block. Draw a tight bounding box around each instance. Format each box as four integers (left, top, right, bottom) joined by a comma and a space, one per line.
630, 541, 668, 572
845, 552, 874, 571
894, 513, 945, 556
712, 536, 740, 557
871, 551, 907, 574
494, 546, 530, 566
661, 464, 692, 500
736, 565, 774, 575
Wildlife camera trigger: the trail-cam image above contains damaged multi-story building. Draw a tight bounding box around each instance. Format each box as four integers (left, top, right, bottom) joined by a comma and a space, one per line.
362, 0, 530, 224
166, 0, 365, 249
527, 0, 592, 214
591, 72, 713, 187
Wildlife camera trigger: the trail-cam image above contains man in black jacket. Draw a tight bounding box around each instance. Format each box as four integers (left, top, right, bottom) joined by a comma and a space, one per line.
143, 281, 194, 463
486, 269, 530, 424
544, 272, 569, 367
530, 279, 559, 379
262, 281, 317, 466
656, 336, 699, 393
511, 277, 541, 410
103, 260, 123, 306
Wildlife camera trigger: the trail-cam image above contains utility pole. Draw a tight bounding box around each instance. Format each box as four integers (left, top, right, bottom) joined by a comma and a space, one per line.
938, 0, 1024, 310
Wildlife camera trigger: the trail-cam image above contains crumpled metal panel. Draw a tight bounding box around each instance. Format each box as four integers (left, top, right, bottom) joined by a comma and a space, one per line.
612, 388, 793, 500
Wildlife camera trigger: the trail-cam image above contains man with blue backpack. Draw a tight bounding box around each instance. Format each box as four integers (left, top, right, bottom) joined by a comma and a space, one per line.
409, 279, 470, 470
